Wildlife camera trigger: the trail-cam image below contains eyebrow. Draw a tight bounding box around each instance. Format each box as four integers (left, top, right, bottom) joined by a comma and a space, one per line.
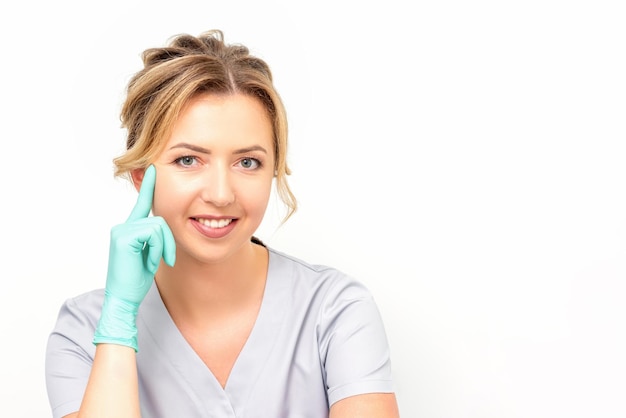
169, 143, 268, 155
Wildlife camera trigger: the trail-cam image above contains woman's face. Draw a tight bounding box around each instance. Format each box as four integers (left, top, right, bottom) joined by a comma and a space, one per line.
146, 93, 275, 264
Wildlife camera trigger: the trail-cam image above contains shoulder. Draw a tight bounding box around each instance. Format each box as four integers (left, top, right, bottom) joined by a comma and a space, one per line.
47, 289, 105, 373
267, 247, 374, 300
267, 246, 339, 274
51, 288, 105, 334
64, 288, 105, 312
265, 250, 395, 404
46, 290, 105, 417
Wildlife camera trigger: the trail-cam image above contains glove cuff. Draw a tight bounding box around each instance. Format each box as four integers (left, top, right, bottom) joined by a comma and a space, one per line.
93, 292, 141, 352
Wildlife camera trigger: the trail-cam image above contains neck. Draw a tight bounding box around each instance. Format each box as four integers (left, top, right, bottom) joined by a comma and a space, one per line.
154, 242, 269, 325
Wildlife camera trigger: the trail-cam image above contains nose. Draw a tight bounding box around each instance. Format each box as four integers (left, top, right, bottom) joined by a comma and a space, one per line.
200, 163, 235, 207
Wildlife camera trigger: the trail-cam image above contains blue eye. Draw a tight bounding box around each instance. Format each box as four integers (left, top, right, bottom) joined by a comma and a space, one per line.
175, 156, 197, 167
240, 157, 261, 169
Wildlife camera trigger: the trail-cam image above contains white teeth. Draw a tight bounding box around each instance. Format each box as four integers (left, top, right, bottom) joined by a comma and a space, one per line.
197, 218, 233, 228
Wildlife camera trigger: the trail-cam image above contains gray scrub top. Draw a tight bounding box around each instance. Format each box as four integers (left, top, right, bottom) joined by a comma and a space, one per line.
46, 247, 395, 418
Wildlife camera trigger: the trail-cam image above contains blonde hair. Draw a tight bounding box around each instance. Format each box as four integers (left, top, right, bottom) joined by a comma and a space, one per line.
114, 29, 296, 220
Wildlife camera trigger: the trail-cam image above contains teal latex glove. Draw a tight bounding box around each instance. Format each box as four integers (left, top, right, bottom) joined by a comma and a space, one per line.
93, 165, 176, 351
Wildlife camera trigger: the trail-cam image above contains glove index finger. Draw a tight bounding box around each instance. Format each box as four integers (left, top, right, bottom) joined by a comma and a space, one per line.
127, 165, 156, 222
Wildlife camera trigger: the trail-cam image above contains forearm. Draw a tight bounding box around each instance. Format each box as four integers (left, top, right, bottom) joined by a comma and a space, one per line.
72, 164, 173, 417
330, 393, 400, 418
77, 344, 141, 418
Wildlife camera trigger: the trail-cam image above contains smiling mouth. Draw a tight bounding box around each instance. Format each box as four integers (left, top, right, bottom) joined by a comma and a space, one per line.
193, 218, 234, 228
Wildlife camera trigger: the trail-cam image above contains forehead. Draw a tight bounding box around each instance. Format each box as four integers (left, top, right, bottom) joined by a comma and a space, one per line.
167, 93, 274, 149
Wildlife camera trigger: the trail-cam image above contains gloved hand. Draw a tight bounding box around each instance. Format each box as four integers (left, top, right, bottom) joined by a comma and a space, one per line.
93, 165, 176, 351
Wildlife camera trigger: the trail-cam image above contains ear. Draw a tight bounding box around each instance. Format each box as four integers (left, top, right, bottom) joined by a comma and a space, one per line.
130, 168, 146, 193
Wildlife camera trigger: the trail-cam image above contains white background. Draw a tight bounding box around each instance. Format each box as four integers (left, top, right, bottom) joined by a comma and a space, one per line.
1, 1, 625, 417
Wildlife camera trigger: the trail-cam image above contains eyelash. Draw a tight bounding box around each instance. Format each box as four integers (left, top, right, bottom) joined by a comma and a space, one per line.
172, 155, 263, 170
239, 157, 263, 170
173, 156, 198, 167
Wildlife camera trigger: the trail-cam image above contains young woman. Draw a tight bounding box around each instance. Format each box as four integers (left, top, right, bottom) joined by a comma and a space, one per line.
45, 29, 399, 418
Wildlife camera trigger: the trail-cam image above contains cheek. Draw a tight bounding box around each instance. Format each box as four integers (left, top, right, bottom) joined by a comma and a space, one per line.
245, 180, 273, 216
151, 175, 188, 218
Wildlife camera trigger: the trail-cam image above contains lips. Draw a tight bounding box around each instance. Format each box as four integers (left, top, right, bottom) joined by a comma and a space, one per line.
190, 216, 238, 239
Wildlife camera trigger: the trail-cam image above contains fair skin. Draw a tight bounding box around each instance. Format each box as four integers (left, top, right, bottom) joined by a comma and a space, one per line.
67, 93, 399, 417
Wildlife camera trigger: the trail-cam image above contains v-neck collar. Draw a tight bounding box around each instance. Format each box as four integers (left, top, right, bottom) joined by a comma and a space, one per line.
139, 248, 290, 416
